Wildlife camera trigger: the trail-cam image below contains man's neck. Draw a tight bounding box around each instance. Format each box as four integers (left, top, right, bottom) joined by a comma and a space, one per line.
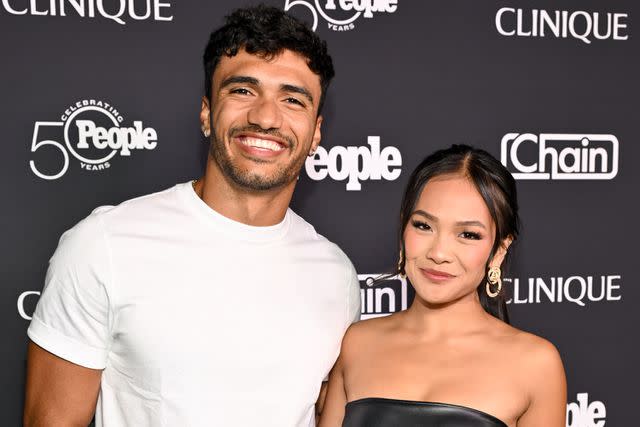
195, 160, 295, 227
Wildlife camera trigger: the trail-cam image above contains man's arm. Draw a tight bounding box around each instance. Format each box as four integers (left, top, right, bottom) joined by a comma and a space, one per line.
315, 380, 329, 425
24, 341, 102, 427
316, 356, 347, 427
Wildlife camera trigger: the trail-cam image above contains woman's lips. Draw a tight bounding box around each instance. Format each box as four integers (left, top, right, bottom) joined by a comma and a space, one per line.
420, 268, 456, 283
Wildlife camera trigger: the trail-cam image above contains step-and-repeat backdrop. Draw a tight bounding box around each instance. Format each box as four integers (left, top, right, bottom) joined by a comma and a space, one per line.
2, 1, 637, 425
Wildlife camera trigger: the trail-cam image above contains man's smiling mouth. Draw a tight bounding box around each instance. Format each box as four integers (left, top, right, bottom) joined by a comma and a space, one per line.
238, 136, 286, 152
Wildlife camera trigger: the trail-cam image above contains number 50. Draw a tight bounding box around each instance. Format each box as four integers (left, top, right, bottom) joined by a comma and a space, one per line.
29, 121, 69, 180
284, 0, 318, 31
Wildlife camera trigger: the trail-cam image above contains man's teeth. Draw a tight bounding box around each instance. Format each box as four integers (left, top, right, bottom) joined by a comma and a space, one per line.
241, 137, 284, 151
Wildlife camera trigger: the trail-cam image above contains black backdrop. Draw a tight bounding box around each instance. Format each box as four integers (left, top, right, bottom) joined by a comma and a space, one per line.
2, 1, 637, 425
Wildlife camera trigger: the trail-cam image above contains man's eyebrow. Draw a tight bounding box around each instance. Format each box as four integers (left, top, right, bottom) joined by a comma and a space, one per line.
281, 84, 314, 104
411, 210, 487, 229
220, 75, 259, 89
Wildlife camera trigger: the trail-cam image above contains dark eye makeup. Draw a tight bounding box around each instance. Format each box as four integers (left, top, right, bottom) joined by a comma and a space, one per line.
460, 231, 482, 240
410, 219, 483, 241
411, 220, 431, 231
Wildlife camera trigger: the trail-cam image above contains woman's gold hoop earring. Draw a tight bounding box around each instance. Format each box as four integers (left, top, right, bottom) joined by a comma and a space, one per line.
397, 249, 406, 278
486, 266, 502, 298
202, 128, 210, 138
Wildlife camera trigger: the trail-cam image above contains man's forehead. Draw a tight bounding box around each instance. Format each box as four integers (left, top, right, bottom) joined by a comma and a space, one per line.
213, 49, 320, 90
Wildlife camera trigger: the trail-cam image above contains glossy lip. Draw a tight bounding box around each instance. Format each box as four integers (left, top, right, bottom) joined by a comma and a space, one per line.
232, 132, 289, 159
419, 267, 456, 283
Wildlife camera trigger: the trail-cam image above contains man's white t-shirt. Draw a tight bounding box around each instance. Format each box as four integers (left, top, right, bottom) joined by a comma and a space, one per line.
28, 182, 361, 427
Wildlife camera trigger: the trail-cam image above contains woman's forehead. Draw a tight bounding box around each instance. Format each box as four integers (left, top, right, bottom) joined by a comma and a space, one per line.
415, 175, 493, 225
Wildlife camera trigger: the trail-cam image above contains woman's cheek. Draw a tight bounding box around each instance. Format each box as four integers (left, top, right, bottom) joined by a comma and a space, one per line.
403, 227, 423, 260
460, 241, 493, 279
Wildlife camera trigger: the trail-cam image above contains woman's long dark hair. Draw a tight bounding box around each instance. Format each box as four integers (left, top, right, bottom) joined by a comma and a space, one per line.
396, 144, 520, 323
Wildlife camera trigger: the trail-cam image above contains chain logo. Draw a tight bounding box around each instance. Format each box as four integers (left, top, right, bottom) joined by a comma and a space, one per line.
29, 99, 158, 180
500, 133, 619, 180
284, 0, 398, 31
359, 274, 410, 319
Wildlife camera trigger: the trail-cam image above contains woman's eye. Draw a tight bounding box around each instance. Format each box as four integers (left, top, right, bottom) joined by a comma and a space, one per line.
460, 231, 481, 240
411, 220, 431, 231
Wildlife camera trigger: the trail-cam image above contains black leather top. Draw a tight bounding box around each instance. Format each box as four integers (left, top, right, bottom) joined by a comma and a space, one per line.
342, 397, 508, 427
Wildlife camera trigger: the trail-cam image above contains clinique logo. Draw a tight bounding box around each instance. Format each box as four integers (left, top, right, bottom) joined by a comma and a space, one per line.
500, 133, 619, 180
284, 0, 397, 32
17, 291, 40, 320
305, 136, 402, 191
496, 7, 629, 44
29, 99, 158, 180
1, 0, 173, 25
505, 275, 622, 307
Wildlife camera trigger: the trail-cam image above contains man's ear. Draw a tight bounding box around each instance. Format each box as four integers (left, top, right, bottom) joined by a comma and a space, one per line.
489, 236, 513, 268
310, 115, 323, 154
200, 96, 211, 135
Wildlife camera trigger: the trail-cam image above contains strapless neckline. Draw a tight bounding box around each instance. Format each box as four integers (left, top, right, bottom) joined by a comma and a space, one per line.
346, 397, 508, 427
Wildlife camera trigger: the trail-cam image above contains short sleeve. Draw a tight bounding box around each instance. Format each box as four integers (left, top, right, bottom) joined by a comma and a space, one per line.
27, 211, 113, 369
345, 260, 361, 325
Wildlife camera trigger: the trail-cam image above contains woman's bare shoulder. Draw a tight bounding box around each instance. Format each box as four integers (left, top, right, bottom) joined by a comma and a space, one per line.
340, 313, 401, 359
496, 324, 565, 381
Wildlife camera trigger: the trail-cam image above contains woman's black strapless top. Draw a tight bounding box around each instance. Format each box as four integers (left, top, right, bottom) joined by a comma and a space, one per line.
342, 398, 508, 427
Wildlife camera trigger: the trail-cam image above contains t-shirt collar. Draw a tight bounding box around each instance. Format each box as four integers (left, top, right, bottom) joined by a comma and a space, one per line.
180, 181, 290, 242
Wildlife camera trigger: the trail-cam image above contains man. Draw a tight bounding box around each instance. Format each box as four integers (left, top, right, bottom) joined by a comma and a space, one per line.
24, 5, 360, 426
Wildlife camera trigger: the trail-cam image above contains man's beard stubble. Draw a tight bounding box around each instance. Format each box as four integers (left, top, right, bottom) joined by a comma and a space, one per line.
209, 125, 308, 192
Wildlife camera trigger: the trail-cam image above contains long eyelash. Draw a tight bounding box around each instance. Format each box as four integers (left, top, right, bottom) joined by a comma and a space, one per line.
462, 231, 482, 240
411, 220, 430, 230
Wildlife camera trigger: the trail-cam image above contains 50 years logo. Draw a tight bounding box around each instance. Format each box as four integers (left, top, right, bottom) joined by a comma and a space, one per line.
29, 99, 158, 180
284, 0, 398, 31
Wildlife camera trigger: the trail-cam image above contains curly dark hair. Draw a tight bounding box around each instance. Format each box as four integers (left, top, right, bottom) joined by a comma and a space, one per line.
203, 4, 335, 114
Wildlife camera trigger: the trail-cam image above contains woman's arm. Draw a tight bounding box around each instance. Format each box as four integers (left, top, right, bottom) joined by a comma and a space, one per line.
517, 339, 567, 426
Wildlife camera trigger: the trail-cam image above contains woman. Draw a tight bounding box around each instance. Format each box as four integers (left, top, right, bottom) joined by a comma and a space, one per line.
319, 145, 566, 427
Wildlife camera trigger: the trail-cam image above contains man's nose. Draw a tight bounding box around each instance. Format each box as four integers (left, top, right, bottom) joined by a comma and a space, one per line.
247, 97, 282, 130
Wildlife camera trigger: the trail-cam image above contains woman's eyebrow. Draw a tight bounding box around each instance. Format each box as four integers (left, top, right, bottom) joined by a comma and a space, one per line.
412, 210, 486, 229
455, 220, 486, 229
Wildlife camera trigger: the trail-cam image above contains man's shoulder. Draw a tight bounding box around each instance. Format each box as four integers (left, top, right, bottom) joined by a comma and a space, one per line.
93, 183, 185, 223
287, 209, 353, 266
60, 183, 186, 246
